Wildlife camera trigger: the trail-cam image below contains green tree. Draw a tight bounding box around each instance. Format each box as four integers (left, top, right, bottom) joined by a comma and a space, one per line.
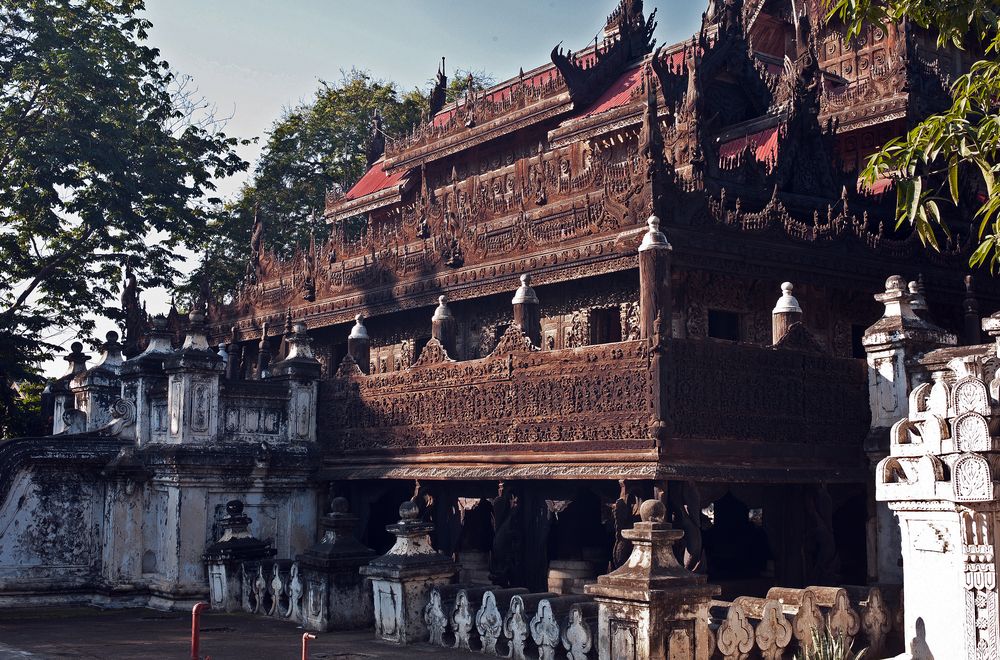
0, 0, 247, 435
828, 0, 999, 267
445, 67, 496, 104
185, 69, 427, 302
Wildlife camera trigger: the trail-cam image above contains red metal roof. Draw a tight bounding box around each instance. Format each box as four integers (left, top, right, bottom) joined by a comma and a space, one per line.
580, 66, 644, 118
344, 159, 408, 201
718, 125, 780, 169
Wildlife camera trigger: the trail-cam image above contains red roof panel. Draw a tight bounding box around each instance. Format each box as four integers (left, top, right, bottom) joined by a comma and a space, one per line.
718, 125, 780, 168
344, 159, 408, 201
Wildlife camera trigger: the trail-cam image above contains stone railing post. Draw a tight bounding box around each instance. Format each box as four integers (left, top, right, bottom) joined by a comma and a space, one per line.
162, 310, 225, 444
298, 496, 376, 630
120, 315, 173, 446
268, 321, 321, 442
50, 341, 90, 434
586, 499, 718, 660
202, 500, 276, 612
512, 274, 541, 348
431, 295, 456, 356
71, 331, 124, 431
862, 275, 956, 584
876, 349, 1000, 657
347, 314, 370, 375
638, 215, 672, 343
360, 501, 457, 644
771, 282, 802, 345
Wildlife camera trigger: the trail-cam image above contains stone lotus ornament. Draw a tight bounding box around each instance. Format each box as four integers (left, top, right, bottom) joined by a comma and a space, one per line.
529, 599, 561, 660
753, 599, 792, 660
452, 590, 474, 650
503, 595, 530, 660
475, 590, 503, 654
716, 601, 754, 660
423, 590, 448, 646
561, 605, 593, 660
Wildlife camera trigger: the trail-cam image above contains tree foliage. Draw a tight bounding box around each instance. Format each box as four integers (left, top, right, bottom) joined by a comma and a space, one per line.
185, 70, 432, 302
0, 0, 247, 434
445, 67, 496, 104
828, 0, 1000, 267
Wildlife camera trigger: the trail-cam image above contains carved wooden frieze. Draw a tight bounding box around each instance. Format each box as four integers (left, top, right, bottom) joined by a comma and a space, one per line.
317, 332, 652, 453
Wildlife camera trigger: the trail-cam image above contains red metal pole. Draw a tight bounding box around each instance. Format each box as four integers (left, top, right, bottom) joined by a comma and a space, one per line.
301, 632, 316, 660
191, 602, 209, 660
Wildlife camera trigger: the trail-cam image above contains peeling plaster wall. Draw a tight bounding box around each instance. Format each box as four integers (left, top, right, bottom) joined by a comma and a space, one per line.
0, 468, 105, 598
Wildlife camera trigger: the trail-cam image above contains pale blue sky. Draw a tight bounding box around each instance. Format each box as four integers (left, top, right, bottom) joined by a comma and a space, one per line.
143, 0, 705, 198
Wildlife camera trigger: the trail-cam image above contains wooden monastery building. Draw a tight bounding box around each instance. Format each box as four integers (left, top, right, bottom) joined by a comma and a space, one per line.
4, 0, 999, 650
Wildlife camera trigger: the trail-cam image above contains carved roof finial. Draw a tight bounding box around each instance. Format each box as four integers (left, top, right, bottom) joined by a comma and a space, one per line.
772, 282, 802, 314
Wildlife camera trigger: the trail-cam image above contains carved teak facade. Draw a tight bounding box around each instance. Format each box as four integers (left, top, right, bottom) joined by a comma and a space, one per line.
3, 0, 999, 658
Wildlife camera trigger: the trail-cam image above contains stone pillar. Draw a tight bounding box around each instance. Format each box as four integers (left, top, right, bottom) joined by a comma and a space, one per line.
771, 282, 803, 344
638, 216, 672, 343
51, 341, 90, 434
162, 310, 224, 444
120, 315, 173, 446
585, 499, 718, 660
431, 295, 456, 356
202, 500, 276, 612
297, 496, 376, 630
512, 274, 541, 348
360, 501, 457, 644
269, 321, 321, 442
862, 275, 956, 585
347, 314, 370, 375
964, 274, 982, 346
876, 351, 1000, 658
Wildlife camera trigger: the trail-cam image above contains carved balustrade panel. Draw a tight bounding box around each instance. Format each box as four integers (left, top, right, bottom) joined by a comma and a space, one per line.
220, 381, 290, 443
318, 337, 652, 452
666, 338, 870, 447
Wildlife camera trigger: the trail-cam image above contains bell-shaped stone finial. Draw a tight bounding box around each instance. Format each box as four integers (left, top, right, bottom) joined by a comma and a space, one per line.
772, 282, 802, 314
63, 341, 90, 378
431, 295, 452, 321
349, 313, 369, 340
639, 215, 671, 252
511, 274, 539, 305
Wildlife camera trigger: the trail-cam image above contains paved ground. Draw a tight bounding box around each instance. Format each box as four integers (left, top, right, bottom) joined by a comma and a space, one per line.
0, 607, 479, 660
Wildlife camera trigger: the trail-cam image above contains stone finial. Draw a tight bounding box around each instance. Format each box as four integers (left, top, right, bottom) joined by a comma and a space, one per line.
908, 280, 928, 316
874, 275, 917, 320
772, 282, 802, 314
639, 498, 666, 523
93, 331, 124, 371
139, 315, 173, 355
182, 310, 210, 351
638, 215, 671, 252
62, 341, 90, 378
348, 313, 369, 340
511, 274, 539, 305
285, 321, 314, 361
217, 342, 229, 368
431, 295, 452, 321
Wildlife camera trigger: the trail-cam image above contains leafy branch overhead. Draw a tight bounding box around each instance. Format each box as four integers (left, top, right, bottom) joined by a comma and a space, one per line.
828, 0, 1000, 268
0, 0, 248, 434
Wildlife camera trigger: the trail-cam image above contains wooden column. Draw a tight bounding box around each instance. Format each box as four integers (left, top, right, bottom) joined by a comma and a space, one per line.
771, 282, 803, 344
512, 274, 541, 348
431, 295, 456, 356
638, 216, 672, 343
347, 313, 370, 374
